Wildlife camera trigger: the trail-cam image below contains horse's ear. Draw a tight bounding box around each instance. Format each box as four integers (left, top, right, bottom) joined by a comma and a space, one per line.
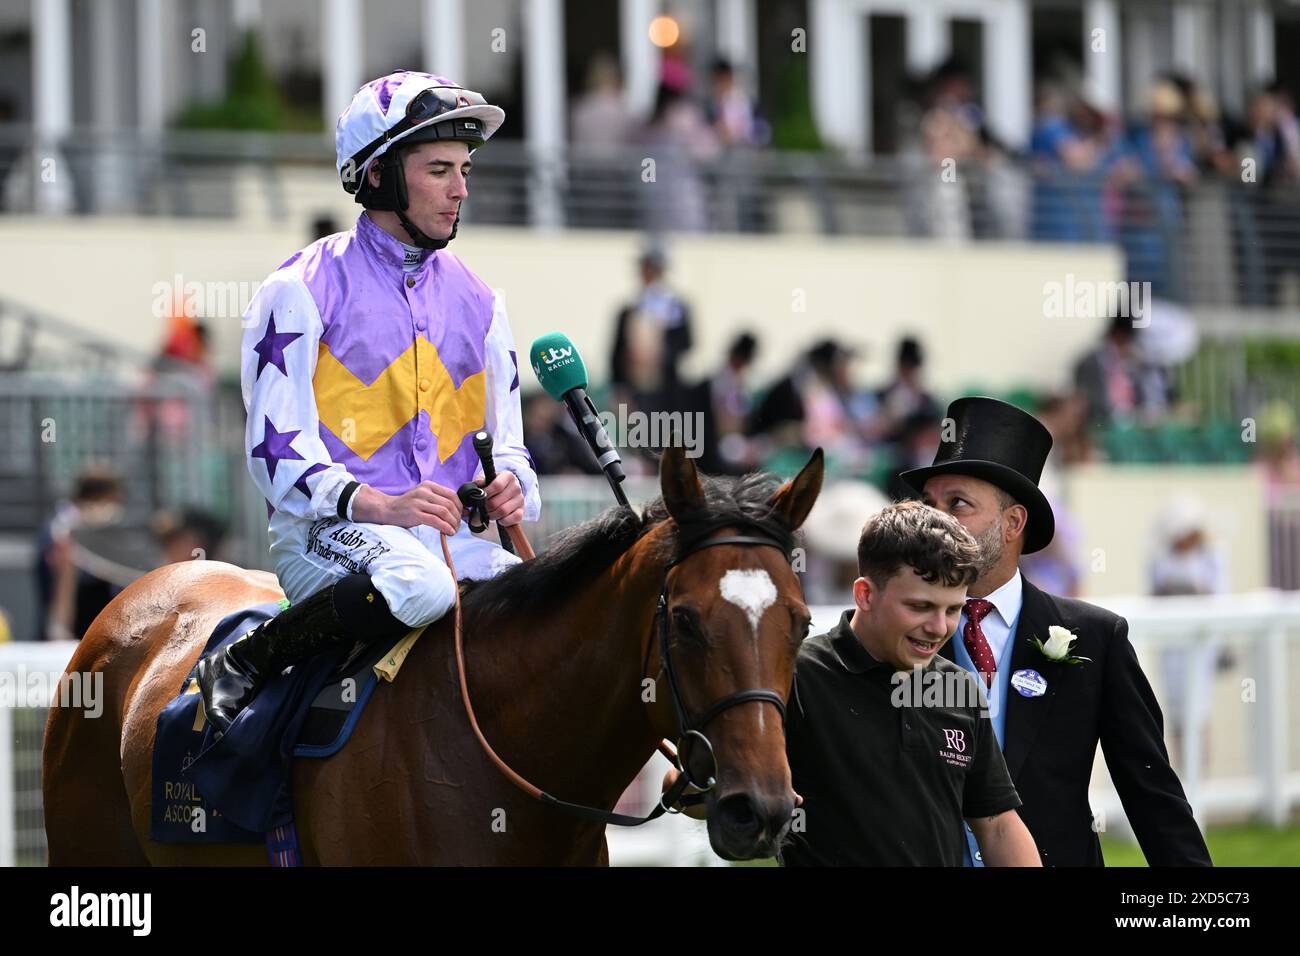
769, 448, 824, 531
660, 444, 703, 523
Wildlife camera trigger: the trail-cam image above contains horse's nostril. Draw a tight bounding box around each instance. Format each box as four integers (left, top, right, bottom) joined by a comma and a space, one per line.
715, 794, 761, 835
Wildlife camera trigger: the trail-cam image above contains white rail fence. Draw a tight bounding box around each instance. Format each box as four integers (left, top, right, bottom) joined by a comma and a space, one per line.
3, 593, 1299, 866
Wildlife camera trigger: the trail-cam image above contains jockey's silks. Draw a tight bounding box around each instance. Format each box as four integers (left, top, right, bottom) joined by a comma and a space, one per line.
240, 211, 538, 522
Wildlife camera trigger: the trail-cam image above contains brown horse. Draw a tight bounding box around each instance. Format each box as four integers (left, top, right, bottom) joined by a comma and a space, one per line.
43, 445, 823, 865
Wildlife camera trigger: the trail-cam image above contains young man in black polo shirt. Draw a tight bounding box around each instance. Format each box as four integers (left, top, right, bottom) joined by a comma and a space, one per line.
665, 501, 1040, 864
779, 501, 1038, 865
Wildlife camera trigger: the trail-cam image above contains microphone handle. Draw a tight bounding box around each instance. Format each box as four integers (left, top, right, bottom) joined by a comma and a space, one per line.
563, 388, 629, 508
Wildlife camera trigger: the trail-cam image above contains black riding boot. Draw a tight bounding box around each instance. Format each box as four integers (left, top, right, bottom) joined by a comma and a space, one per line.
196, 583, 346, 734
197, 573, 408, 734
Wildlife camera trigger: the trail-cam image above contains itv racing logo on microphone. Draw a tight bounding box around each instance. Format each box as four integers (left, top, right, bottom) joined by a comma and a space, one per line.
533, 345, 577, 376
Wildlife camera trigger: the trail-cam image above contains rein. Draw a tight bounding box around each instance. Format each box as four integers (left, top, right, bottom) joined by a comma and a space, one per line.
440, 528, 790, 827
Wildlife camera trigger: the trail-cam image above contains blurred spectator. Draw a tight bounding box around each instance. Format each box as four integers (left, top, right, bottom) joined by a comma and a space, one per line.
522, 391, 602, 476
711, 331, 760, 468
636, 83, 719, 232
704, 58, 765, 148
1255, 400, 1300, 503
876, 336, 941, 446
748, 338, 875, 466
154, 508, 227, 565
1036, 391, 1094, 466
1256, 400, 1300, 590
1149, 495, 1228, 766
687, 330, 761, 475
609, 246, 694, 412
703, 58, 770, 231
913, 58, 984, 239
35, 465, 126, 641
1073, 313, 1142, 430
1029, 85, 1120, 242
570, 53, 638, 228
571, 53, 635, 151
883, 410, 943, 501
1121, 81, 1196, 300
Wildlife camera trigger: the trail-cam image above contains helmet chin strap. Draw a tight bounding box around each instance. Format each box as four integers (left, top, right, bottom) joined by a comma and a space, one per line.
395, 208, 457, 250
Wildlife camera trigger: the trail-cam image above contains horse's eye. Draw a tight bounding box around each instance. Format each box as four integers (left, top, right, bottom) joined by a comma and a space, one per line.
672, 607, 705, 645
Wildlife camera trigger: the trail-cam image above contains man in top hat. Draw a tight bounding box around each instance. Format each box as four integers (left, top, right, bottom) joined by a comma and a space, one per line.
901, 397, 1211, 866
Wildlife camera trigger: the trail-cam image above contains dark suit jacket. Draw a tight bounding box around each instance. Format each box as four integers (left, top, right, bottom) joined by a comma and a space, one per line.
942, 577, 1212, 866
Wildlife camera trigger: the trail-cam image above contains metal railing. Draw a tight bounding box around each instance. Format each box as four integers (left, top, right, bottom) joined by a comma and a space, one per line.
6, 127, 1300, 309
7, 592, 1299, 865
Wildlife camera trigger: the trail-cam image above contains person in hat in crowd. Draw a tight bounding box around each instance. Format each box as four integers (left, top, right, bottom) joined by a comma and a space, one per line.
663, 500, 1042, 866
902, 396, 1211, 866
198, 70, 540, 733
1149, 495, 1229, 768
608, 245, 694, 415
876, 336, 941, 446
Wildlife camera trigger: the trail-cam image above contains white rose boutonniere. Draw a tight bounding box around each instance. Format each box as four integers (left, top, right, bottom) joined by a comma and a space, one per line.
1032, 625, 1092, 665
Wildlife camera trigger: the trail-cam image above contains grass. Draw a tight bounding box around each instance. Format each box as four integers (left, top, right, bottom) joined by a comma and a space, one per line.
1101, 823, 1300, 867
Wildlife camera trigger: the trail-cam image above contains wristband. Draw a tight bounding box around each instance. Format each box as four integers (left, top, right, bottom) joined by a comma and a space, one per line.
337, 480, 361, 521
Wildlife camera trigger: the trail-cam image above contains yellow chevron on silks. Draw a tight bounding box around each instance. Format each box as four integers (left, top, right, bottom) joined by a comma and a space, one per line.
312, 338, 485, 462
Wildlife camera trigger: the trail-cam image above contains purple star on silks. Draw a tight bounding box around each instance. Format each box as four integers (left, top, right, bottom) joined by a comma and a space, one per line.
508, 349, 520, 391
252, 311, 302, 379
250, 416, 304, 481
293, 461, 328, 499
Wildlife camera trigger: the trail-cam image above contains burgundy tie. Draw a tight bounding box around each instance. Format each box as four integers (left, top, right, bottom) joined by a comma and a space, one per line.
963, 598, 997, 689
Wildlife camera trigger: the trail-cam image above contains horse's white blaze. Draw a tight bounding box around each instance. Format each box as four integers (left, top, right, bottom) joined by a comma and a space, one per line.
719, 569, 778, 636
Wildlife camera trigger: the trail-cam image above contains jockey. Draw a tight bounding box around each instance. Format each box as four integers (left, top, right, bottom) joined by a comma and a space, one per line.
199, 71, 540, 732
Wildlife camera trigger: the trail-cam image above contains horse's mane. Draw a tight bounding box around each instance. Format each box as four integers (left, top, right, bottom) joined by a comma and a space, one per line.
460, 470, 797, 625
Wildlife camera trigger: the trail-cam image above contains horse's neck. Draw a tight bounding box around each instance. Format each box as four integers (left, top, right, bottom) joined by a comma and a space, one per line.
467, 529, 671, 809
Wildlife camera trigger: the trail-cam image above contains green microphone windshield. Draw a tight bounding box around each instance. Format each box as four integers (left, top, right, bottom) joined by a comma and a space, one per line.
530, 332, 588, 400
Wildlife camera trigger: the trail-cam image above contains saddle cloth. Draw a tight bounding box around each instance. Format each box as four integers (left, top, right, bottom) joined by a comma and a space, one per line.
149, 601, 423, 844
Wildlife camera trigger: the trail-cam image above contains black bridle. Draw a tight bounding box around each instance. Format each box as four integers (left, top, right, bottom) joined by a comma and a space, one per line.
651, 534, 790, 812
523, 529, 792, 827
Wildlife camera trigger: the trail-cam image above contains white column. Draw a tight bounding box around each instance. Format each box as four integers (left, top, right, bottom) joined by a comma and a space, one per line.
1218, 1, 1244, 116
810, 0, 866, 154
91, 0, 132, 213
524, 0, 565, 228
232, 0, 262, 30
32, 0, 73, 213
323, 0, 363, 127
1247, 1, 1275, 88
1124, 8, 1155, 111
1172, 1, 1211, 88
621, 0, 662, 119
423, 0, 465, 81
716, 0, 758, 96
906, 5, 948, 75
984, 0, 1031, 151
1083, 0, 1121, 115
137, 0, 165, 133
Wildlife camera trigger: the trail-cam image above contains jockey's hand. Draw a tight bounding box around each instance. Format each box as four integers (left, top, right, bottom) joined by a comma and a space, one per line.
477, 471, 525, 527
361, 481, 463, 535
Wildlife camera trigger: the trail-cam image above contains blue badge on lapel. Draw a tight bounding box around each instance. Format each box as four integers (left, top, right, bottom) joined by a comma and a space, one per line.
1011, 668, 1048, 698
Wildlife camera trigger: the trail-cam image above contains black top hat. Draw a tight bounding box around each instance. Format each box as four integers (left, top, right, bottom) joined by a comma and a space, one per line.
899, 396, 1055, 553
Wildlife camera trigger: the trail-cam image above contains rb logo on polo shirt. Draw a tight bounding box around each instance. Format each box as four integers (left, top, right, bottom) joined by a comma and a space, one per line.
942, 728, 967, 753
